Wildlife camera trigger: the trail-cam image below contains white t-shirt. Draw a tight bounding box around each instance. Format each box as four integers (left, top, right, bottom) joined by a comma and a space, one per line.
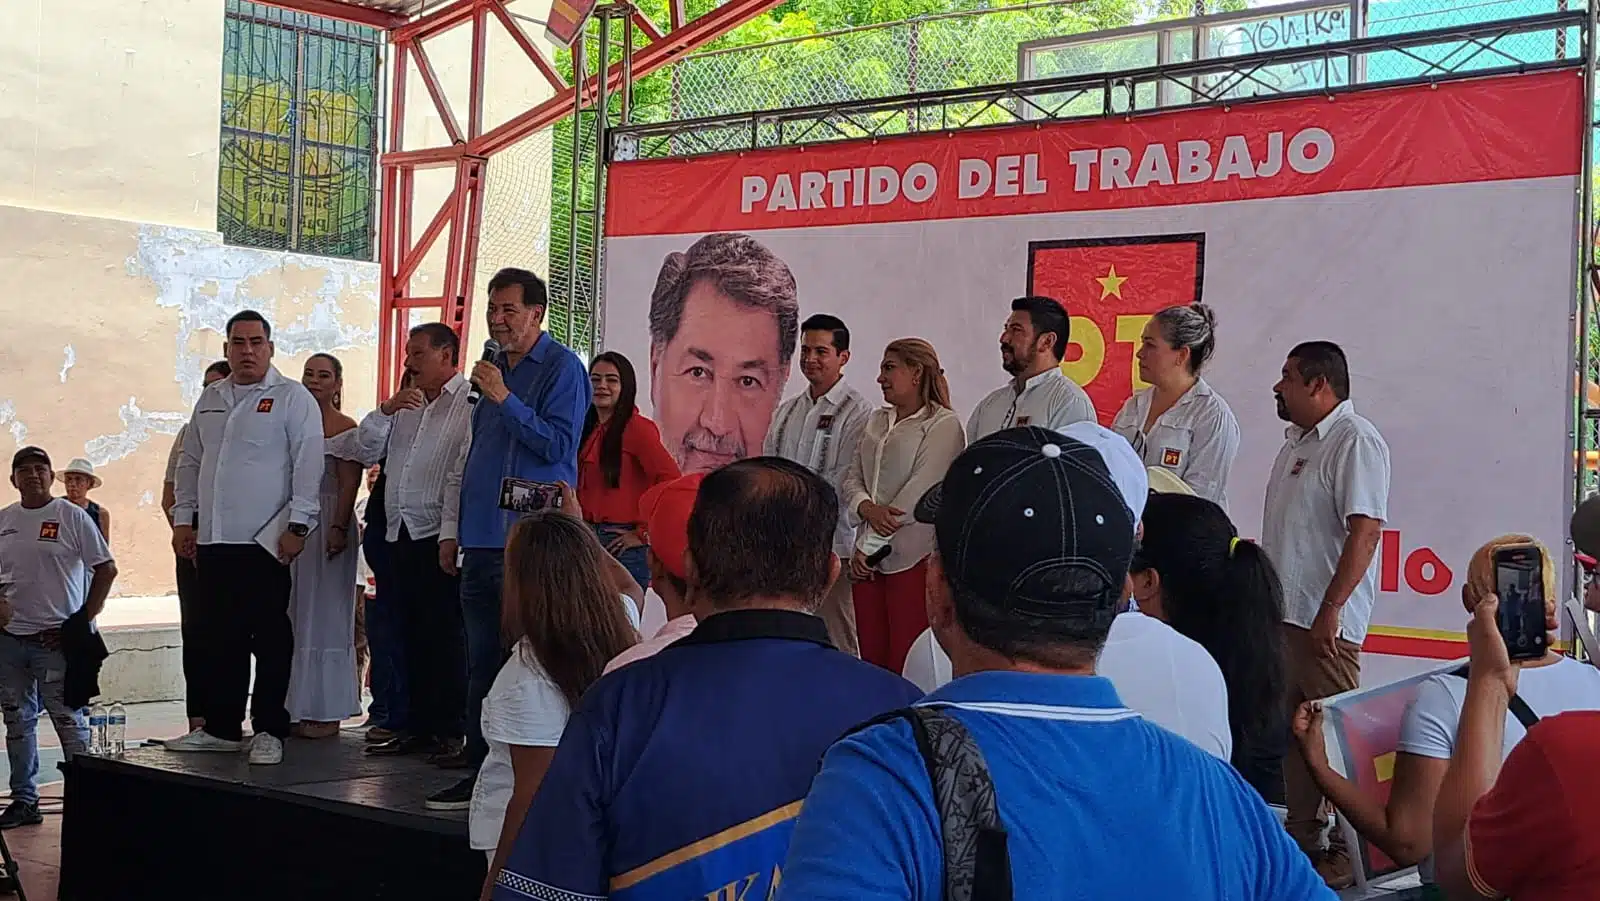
1097, 611, 1233, 761
468, 642, 571, 850
1399, 656, 1600, 760
467, 596, 641, 850
0, 498, 113, 636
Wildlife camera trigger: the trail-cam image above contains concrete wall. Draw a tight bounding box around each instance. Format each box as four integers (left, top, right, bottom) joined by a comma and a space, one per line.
0, 0, 555, 611
0, 0, 225, 231
0, 206, 379, 598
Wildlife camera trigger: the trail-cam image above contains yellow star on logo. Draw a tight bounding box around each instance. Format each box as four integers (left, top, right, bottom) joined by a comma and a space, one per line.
1096, 265, 1128, 299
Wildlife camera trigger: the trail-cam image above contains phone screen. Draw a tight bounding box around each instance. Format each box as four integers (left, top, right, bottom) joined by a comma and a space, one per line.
1492, 545, 1546, 661
499, 478, 565, 515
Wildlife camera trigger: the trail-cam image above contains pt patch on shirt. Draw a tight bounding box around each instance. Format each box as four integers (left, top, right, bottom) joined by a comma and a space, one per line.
1290, 458, 1308, 477
37, 521, 60, 542
1014, 415, 1032, 427
1162, 447, 1182, 467
256, 398, 275, 413
816, 414, 834, 432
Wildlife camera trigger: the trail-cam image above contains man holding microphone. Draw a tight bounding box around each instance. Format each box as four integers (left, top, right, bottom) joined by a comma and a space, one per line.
430, 268, 589, 810
166, 310, 323, 767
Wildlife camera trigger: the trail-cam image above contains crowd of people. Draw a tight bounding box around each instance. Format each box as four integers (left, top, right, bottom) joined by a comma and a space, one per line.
0, 246, 1596, 900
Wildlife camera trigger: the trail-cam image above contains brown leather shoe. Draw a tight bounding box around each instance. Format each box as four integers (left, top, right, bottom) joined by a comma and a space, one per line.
365, 726, 398, 744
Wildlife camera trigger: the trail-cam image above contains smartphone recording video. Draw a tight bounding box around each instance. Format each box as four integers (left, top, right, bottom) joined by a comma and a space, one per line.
1491, 544, 1547, 662
499, 478, 564, 515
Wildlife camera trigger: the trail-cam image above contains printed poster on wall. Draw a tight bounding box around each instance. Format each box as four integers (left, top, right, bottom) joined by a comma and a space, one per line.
601, 70, 1585, 669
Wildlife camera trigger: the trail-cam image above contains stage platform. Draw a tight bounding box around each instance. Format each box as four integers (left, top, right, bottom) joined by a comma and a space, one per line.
57, 733, 485, 900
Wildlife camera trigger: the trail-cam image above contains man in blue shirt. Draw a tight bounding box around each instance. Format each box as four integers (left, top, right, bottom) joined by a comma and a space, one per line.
492, 457, 922, 901
778, 427, 1335, 901
429, 267, 590, 809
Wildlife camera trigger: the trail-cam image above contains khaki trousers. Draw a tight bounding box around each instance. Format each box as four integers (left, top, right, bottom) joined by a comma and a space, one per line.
1282, 623, 1362, 855
820, 573, 860, 658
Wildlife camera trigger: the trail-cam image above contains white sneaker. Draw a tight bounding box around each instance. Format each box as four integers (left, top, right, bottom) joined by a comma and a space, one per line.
163, 730, 243, 753
248, 733, 283, 765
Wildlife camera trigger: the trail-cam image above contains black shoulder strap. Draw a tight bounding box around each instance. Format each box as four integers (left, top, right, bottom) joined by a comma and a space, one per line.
842, 707, 1012, 901
1450, 665, 1540, 729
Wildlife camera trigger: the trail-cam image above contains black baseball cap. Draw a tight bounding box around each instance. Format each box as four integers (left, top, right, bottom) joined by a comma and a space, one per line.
10, 447, 50, 471
1573, 494, 1600, 559
914, 427, 1137, 630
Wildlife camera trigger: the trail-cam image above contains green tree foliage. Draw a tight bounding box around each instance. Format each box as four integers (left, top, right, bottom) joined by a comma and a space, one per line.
547, 0, 1229, 344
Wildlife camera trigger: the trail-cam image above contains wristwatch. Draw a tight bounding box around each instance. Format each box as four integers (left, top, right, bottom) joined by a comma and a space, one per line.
286, 523, 310, 538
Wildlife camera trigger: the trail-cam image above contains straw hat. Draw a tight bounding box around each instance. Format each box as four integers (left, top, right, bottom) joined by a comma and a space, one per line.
1145, 466, 1196, 496
58, 458, 102, 490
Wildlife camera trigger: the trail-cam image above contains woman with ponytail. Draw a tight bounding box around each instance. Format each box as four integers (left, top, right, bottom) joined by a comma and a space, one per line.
1112, 303, 1240, 508
841, 338, 965, 671
1131, 491, 1289, 802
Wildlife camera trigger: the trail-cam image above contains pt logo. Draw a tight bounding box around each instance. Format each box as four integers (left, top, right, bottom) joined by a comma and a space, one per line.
1162, 447, 1182, 467
1290, 458, 1308, 477
1027, 233, 1206, 426
256, 398, 275, 413
38, 521, 60, 542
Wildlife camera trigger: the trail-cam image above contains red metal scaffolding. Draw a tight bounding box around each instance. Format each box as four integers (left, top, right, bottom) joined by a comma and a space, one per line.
270, 0, 786, 390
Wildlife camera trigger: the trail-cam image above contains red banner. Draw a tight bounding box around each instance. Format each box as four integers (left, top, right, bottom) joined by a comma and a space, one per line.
606, 71, 1582, 237
1029, 235, 1204, 425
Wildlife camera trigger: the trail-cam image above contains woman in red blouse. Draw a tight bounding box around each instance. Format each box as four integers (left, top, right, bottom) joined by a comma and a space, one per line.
578, 352, 681, 588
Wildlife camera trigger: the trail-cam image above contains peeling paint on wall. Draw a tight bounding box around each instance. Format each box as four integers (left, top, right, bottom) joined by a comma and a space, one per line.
59, 345, 75, 383
84, 398, 186, 467
126, 224, 379, 405
0, 400, 28, 447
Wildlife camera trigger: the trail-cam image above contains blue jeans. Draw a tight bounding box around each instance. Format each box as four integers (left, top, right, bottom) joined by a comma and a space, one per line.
364, 591, 407, 731
0, 633, 89, 805
593, 522, 651, 591
461, 549, 507, 767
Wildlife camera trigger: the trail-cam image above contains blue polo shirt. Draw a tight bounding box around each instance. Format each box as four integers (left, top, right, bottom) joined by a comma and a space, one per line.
778, 671, 1335, 901
492, 609, 923, 901
458, 332, 590, 549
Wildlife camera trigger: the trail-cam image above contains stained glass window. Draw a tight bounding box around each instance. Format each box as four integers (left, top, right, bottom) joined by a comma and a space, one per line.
219, 0, 383, 260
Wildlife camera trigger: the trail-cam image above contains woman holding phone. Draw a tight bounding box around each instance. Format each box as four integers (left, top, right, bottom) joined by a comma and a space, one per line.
1290, 535, 1600, 890
841, 338, 965, 673
577, 352, 681, 589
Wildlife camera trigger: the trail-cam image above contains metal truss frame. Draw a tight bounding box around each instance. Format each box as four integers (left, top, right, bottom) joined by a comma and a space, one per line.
609, 10, 1587, 161
364, 0, 788, 390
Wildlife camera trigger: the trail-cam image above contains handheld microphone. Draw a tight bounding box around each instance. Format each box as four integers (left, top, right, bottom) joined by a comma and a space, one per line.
467, 339, 502, 405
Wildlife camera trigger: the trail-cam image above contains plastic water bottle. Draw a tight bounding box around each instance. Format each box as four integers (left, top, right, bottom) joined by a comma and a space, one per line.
108, 702, 127, 757
88, 704, 108, 756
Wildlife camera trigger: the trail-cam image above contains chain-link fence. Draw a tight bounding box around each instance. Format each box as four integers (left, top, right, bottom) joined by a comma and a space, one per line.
537, 0, 1590, 356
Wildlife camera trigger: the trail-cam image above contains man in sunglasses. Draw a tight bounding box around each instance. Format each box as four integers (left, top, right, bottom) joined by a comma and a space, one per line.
1569, 494, 1600, 613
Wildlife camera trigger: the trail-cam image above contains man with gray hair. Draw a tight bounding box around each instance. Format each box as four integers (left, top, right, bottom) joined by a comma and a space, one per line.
648, 232, 800, 474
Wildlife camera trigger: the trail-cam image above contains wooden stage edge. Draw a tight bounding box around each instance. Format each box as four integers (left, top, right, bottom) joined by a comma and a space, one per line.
58, 733, 483, 900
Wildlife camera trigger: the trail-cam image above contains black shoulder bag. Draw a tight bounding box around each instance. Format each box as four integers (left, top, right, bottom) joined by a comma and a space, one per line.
844, 706, 1012, 901
1451, 665, 1540, 728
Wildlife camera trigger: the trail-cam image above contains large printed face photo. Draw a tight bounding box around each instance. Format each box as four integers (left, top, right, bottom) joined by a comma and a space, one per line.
647, 233, 798, 474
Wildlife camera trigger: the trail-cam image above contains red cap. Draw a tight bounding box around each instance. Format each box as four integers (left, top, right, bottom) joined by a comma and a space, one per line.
638, 473, 704, 582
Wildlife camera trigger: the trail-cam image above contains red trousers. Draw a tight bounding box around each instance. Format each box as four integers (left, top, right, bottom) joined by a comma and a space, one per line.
852, 558, 929, 674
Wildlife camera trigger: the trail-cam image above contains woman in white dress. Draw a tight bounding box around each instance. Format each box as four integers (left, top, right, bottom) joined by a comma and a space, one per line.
288, 353, 366, 738
1111, 303, 1240, 508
